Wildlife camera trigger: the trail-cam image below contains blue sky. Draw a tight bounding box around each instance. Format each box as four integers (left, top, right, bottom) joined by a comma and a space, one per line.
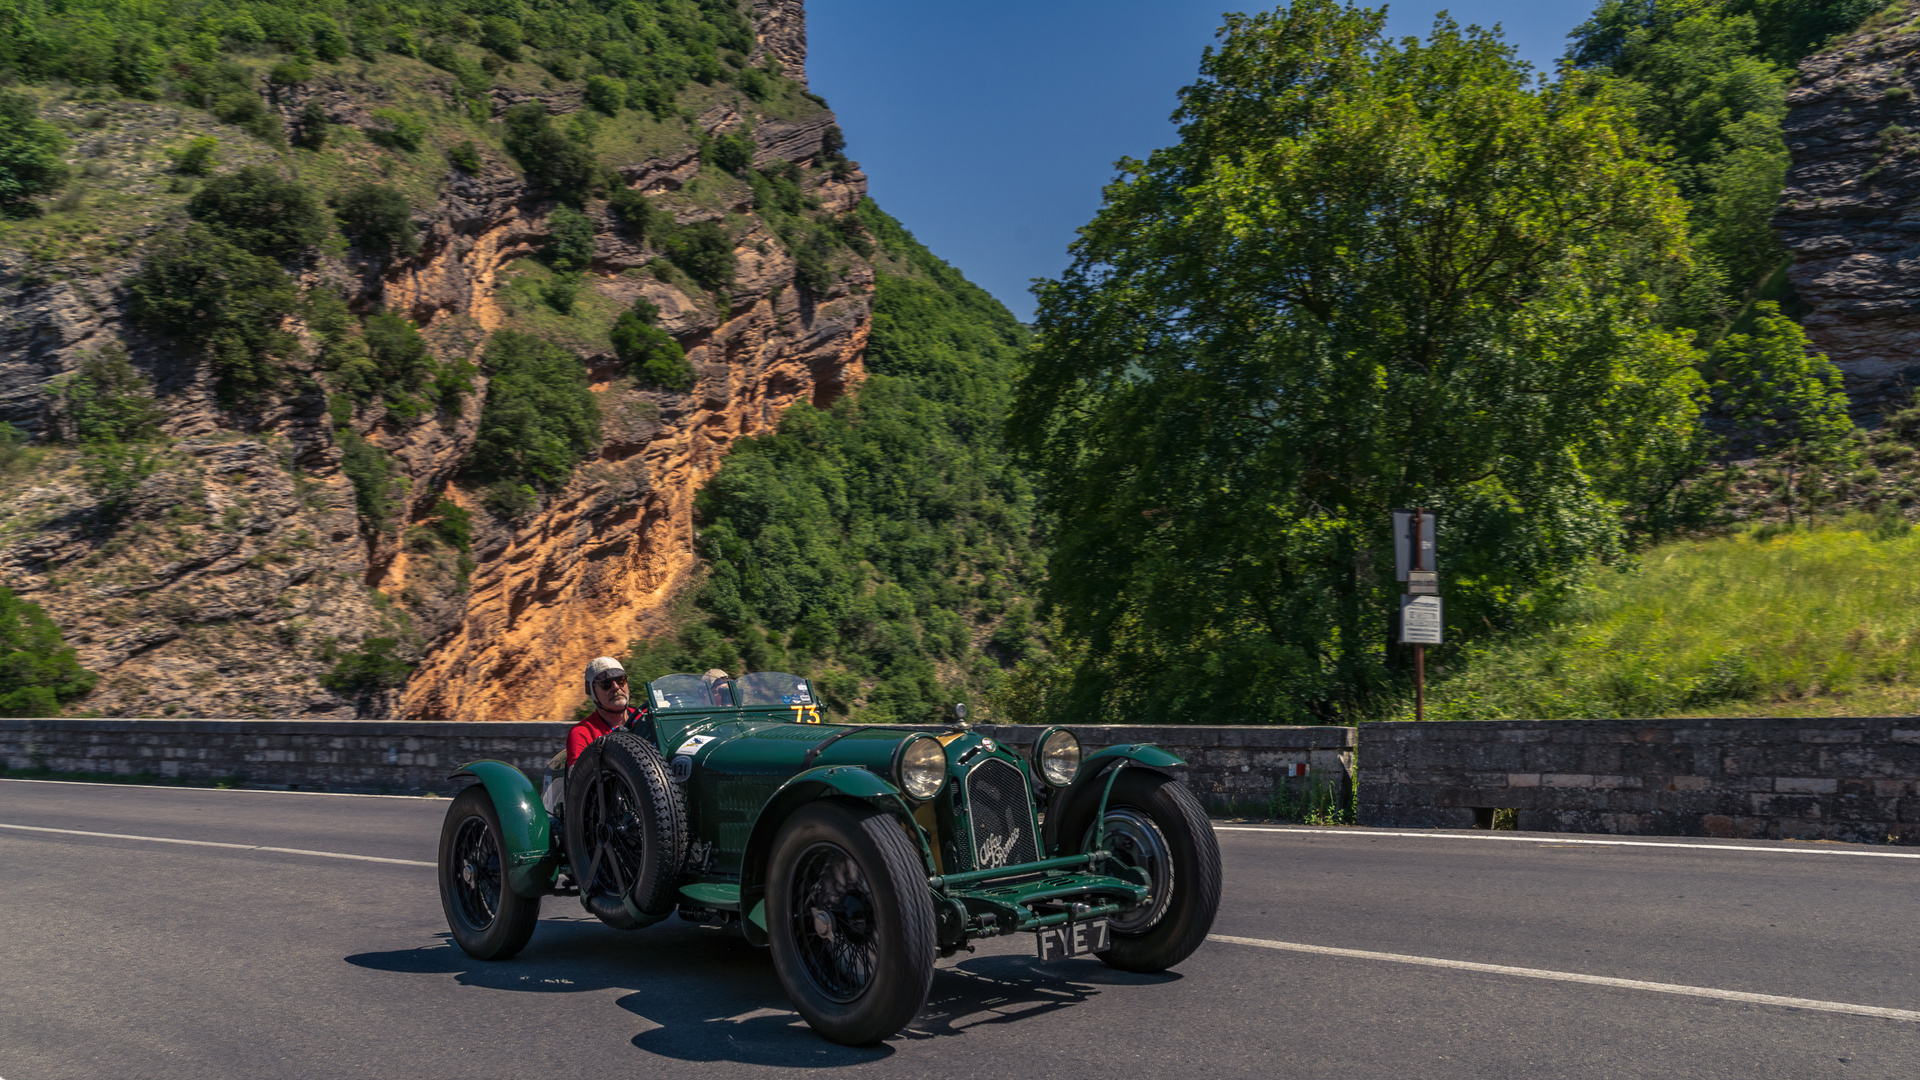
807, 1, 1605, 322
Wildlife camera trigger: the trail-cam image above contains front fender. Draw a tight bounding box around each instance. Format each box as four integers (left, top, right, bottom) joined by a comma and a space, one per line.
1041, 743, 1186, 855
736, 765, 912, 946
450, 760, 557, 899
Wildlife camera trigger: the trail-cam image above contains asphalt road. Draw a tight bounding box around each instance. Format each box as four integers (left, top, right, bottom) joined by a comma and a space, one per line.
3, 778, 1918, 1079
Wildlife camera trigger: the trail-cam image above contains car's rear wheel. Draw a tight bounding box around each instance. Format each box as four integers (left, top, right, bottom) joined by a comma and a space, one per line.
563, 732, 686, 929
1067, 768, 1221, 973
767, 801, 935, 1045
438, 785, 542, 960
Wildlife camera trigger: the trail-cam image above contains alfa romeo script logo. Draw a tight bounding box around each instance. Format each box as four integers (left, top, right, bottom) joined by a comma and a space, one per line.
977, 832, 1019, 869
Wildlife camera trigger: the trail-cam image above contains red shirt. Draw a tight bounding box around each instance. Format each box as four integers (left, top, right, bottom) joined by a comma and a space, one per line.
566, 706, 647, 767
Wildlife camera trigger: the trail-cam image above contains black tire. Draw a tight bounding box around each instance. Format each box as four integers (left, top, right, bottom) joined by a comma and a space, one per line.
563, 731, 686, 929
438, 785, 543, 960
767, 800, 936, 1046
1061, 768, 1221, 973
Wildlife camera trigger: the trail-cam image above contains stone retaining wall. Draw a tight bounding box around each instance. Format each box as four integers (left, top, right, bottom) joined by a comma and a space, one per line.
1357, 717, 1920, 844
0, 718, 1357, 805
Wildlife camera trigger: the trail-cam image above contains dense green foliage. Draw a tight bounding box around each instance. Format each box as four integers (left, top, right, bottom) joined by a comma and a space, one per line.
0, 0, 758, 108
663, 220, 736, 290
626, 202, 1042, 723
335, 183, 418, 259
319, 635, 414, 697
463, 330, 601, 494
185, 165, 328, 259
0, 90, 68, 215
502, 101, 597, 204
1014, 1, 1708, 725
338, 427, 406, 533
0, 586, 96, 716
127, 224, 302, 400
50, 347, 165, 445
610, 298, 694, 390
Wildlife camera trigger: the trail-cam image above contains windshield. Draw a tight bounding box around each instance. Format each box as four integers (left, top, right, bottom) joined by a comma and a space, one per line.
734, 672, 814, 706
645, 671, 813, 709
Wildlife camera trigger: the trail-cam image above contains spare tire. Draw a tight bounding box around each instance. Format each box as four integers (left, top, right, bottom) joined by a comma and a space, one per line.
564, 731, 686, 928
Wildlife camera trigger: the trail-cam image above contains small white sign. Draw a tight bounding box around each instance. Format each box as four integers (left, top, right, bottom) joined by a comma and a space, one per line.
1400, 595, 1443, 645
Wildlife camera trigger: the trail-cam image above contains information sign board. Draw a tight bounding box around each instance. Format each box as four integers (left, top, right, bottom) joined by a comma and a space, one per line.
1399, 595, 1443, 645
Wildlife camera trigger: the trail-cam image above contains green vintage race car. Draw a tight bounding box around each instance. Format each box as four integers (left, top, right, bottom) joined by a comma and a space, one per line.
435, 670, 1221, 1045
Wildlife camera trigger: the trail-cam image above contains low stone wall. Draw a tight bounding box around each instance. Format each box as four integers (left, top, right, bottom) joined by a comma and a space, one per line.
0, 718, 1357, 804
0, 718, 568, 793
979, 724, 1356, 812
1357, 717, 1920, 844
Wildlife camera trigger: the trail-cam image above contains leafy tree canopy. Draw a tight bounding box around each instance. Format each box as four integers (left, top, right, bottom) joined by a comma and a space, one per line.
1011, 0, 1706, 725
186, 165, 329, 259
0, 586, 96, 717
0, 90, 68, 215
464, 330, 600, 490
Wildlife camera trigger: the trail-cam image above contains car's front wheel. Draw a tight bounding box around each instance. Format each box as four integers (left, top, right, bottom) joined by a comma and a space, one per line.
1069, 768, 1221, 973
767, 800, 935, 1045
438, 785, 542, 960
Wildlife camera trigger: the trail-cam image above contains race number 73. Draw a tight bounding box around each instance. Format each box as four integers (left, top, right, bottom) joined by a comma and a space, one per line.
791, 704, 821, 724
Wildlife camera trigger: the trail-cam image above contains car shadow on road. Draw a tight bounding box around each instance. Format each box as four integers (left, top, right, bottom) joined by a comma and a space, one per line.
345, 919, 1172, 1065
903, 952, 1179, 1040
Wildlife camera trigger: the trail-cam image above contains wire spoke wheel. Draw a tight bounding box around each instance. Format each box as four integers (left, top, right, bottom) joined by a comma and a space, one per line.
450, 816, 503, 932
578, 771, 644, 903
561, 732, 687, 930
437, 786, 542, 960
789, 841, 880, 1003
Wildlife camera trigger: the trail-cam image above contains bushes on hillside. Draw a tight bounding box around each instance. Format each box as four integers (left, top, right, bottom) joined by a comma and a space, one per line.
186, 166, 329, 259
335, 183, 419, 259
502, 102, 595, 204
664, 221, 736, 291
0, 587, 96, 717
127, 224, 301, 399
0, 91, 69, 216
610, 299, 693, 391
464, 331, 600, 493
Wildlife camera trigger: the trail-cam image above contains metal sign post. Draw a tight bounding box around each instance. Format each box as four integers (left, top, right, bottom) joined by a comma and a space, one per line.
1393, 509, 1442, 720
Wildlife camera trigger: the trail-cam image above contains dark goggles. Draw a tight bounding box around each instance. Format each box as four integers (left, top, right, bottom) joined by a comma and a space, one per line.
594, 673, 628, 689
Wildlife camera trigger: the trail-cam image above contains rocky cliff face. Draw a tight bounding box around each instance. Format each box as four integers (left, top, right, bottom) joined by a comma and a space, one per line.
0, 2, 874, 723
1777, 5, 1920, 413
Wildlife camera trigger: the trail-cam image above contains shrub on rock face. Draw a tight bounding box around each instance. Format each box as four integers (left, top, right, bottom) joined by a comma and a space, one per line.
0, 586, 96, 717
335, 183, 419, 259
609, 186, 671, 242
584, 75, 626, 115
502, 102, 596, 204
186, 166, 329, 259
665, 221, 736, 290
128, 224, 302, 399
610, 299, 694, 391
0, 91, 70, 216
465, 331, 601, 489
320, 636, 413, 697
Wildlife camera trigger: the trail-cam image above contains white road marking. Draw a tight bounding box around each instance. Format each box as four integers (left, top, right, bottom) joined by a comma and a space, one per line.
1213, 825, 1920, 859
0, 822, 433, 866
1208, 934, 1920, 1023
0, 777, 443, 799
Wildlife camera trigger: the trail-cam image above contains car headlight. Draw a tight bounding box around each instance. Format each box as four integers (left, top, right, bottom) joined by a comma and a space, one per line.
1033, 727, 1081, 788
895, 735, 947, 801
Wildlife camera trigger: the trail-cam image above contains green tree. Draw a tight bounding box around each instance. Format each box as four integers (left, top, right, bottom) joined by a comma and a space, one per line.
584, 74, 626, 115
0, 90, 69, 216
545, 206, 596, 272
1714, 302, 1854, 525
0, 586, 96, 717
127, 224, 301, 399
1012, 1, 1705, 725
665, 221, 736, 290
335, 183, 418, 259
502, 102, 596, 204
186, 166, 329, 260
610, 299, 694, 390
464, 331, 601, 490
51, 347, 164, 444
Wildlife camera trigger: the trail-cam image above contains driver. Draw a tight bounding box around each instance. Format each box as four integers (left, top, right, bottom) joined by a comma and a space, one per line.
565, 656, 656, 768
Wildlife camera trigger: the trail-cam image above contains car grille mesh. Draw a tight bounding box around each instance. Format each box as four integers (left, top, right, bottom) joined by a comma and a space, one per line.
964, 758, 1039, 871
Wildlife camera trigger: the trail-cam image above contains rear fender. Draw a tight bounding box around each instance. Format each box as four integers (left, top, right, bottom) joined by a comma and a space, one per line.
1040, 744, 1186, 856
449, 760, 557, 899
736, 765, 916, 947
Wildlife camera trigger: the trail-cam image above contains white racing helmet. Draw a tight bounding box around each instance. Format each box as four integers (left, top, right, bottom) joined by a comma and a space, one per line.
583, 656, 627, 705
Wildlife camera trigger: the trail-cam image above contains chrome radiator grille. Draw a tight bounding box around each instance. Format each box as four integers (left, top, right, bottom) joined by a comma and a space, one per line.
963, 758, 1039, 871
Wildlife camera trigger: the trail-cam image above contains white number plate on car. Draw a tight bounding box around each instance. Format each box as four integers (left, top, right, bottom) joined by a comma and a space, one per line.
1036, 918, 1110, 961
